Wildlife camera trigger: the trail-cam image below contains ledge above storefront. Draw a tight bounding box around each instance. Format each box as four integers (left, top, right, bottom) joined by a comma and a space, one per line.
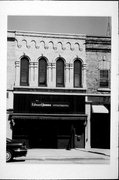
13, 87, 87, 95
11, 113, 87, 121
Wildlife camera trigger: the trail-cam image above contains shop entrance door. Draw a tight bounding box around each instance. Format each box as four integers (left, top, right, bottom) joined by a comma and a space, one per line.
91, 113, 110, 148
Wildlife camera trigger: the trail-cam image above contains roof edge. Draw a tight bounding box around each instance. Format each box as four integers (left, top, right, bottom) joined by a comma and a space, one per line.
8, 30, 86, 39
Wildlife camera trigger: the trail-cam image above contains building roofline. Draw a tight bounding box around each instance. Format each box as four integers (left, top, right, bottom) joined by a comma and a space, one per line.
7, 30, 86, 39
86, 35, 111, 39
8, 30, 111, 39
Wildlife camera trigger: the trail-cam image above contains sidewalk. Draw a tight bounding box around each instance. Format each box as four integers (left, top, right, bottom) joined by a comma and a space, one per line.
78, 148, 110, 157
25, 148, 110, 161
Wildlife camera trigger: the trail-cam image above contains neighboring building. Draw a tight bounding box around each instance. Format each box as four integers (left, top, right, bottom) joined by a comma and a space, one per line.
7, 30, 111, 149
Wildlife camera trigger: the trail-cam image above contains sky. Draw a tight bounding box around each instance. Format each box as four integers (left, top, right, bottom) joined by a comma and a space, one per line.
8, 16, 110, 36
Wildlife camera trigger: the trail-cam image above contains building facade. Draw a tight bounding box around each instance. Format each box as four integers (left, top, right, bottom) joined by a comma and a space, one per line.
7, 30, 111, 149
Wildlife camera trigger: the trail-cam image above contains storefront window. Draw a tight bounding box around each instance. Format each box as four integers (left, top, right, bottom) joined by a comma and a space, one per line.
20, 57, 29, 86
74, 59, 82, 88
38, 58, 47, 86
56, 58, 64, 87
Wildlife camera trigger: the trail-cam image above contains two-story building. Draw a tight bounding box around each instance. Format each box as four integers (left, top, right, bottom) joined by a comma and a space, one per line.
7, 30, 111, 149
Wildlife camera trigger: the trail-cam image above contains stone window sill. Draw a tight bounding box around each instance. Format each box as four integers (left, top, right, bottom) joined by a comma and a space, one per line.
97, 88, 111, 92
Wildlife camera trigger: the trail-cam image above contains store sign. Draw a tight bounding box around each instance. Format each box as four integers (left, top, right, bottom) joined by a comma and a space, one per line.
53, 104, 69, 107
31, 103, 51, 107
14, 94, 85, 114
31, 102, 69, 108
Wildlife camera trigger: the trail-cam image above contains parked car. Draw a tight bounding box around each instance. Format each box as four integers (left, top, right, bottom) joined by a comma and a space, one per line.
6, 138, 27, 162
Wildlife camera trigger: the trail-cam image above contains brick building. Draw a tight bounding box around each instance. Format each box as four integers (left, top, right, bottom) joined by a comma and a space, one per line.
7, 30, 111, 149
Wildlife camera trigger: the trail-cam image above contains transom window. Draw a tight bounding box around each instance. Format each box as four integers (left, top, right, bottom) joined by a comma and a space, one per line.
74, 59, 82, 88
38, 57, 47, 86
56, 58, 64, 87
100, 69, 109, 88
20, 57, 29, 86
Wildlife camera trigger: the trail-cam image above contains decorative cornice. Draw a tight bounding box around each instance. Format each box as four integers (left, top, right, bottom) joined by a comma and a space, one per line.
16, 39, 22, 48
40, 40, 49, 49
22, 39, 31, 49
31, 40, 40, 49
49, 41, 57, 50
86, 36, 111, 52
15, 38, 85, 52
57, 42, 66, 50
8, 31, 111, 53
66, 42, 74, 51
86, 48, 111, 53
8, 30, 86, 40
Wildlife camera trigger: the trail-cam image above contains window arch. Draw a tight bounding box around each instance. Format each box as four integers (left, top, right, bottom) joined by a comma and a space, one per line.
20, 56, 29, 86
56, 58, 64, 87
38, 57, 47, 86
74, 59, 82, 88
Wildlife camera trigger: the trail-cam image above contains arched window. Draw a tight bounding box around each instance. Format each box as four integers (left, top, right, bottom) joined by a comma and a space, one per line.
38, 57, 47, 86
56, 58, 64, 87
20, 57, 29, 86
74, 59, 82, 88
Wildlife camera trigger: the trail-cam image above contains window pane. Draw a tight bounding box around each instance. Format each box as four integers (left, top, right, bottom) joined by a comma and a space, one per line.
20, 58, 29, 86
39, 58, 47, 86
74, 60, 82, 87
100, 70, 109, 88
74, 74, 80, 87
56, 59, 64, 87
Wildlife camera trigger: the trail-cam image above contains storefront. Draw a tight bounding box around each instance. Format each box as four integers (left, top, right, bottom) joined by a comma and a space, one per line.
11, 94, 87, 149
91, 105, 110, 149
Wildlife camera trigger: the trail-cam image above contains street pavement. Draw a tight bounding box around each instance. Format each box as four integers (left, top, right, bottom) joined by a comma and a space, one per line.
12, 148, 110, 164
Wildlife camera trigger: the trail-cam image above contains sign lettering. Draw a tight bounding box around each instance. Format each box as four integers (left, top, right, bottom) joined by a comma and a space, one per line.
31, 102, 69, 108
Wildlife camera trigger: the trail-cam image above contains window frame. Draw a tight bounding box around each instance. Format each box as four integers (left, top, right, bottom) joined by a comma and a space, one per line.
20, 56, 29, 86
38, 57, 47, 87
74, 59, 82, 88
56, 58, 65, 87
99, 69, 110, 88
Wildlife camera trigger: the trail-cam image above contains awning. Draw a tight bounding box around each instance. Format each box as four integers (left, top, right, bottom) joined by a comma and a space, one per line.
11, 113, 87, 121
92, 105, 109, 114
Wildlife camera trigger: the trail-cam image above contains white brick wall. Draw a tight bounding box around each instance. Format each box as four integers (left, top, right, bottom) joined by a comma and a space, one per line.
14, 31, 86, 89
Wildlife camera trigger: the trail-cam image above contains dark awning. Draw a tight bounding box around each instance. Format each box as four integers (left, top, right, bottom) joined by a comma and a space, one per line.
11, 113, 87, 121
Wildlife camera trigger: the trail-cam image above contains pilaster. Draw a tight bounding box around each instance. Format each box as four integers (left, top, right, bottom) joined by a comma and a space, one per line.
65, 63, 73, 88
34, 62, 38, 86
85, 98, 91, 149
51, 63, 56, 88
15, 61, 20, 86
29, 62, 34, 86
82, 63, 87, 89
47, 63, 52, 87
29, 62, 38, 87
69, 63, 73, 88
